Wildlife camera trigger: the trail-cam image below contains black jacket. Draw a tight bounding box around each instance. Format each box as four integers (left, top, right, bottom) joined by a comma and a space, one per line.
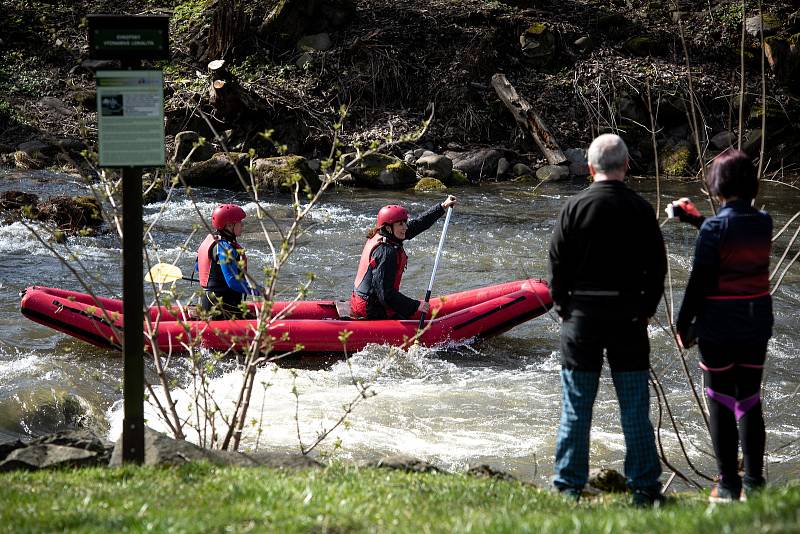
549, 180, 667, 319
363, 203, 445, 319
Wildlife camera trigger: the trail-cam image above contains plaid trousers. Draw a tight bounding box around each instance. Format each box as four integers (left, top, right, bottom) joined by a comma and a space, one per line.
553, 369, 662, 491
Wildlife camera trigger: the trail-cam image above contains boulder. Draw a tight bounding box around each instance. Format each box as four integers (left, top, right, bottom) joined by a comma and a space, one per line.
623, 35, 659, 56
37, 195, 103, 234
173, 131, 216, 164
110, 427, 321, 468
564, 148, 588, 165
496, 157, 512, 180
588, 467, 627, 493
0, 439, 26, 462
745, 14, 781, 38
366, 454, 440, 473
179, 152, 250, 188
416, 154, 453, 180
512, 163, 533, 177
574, 36, 593, 51
443, 169, 470, 187
0, 444, 98, 472
414, 177, 447, 191
297, 32, 332, 51
448, 148, 503, 182
466, 464, 518, 482
569, 162, 590, 177
710, 130, 736, 150
535, 165, 570, 181
349, 153, 417, 189
661, 142, 693, 176
0, 191, 39, 211
519, 22, 556, 67
251, 155, 322, 194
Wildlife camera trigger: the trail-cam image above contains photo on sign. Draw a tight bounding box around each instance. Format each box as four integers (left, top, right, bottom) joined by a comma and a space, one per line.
101, 95, 124, 116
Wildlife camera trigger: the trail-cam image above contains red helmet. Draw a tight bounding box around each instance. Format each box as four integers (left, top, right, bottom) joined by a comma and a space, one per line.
377, 205, 409, 227
211, 204, 246, 230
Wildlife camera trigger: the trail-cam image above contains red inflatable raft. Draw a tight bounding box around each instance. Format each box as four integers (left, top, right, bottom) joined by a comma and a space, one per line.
20, 280, 552, 355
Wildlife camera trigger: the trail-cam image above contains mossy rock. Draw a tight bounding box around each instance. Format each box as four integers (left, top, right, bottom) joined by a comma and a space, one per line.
520, 22, 556, 65
251, 155, 321, 195
179, 152, 249, 189
748, 100, 789, 127
414, 177, 447, 192
142, 176, 168, 204
623, 36, 659, 56
36, 195, 103, 234
443, 169, 470, 187
350, 153, 417, 189
661, 143, 693, 177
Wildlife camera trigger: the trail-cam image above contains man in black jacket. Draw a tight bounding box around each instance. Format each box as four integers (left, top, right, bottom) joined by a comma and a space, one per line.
548, 134, 666, 506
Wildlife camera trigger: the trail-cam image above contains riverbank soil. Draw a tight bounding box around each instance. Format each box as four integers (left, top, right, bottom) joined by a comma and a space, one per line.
2, 0, 800, 179
1, 465, 799, 532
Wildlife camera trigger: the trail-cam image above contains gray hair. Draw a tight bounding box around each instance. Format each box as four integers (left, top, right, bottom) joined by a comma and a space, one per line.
587, 134, 629, 172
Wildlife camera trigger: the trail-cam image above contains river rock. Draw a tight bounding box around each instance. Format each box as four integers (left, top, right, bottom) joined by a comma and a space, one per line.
173, 131, 216, 164
661, 142, 693, 176
496, 157, 512, 180
588, 467, 627, 493
251, 155, 322, 193
443, 168, 470, 187
0, 191, 39, 211
414, 177, 446, 191
416, 154, 453, 180
367, 454, 440, 473
535, 165, 569, 181
466, 464, 518, 482
349, 153, 417, 189
564, 148, 588, 165
179, 152, 250, 188
569, 162, 590, 177
448, 148, 503, 182
745, 14, 781, 38
512, 163, 533, 177
710, 130, 736, 150
37, 195, 103, 233
0, 444, 98, 472
110, 427, 320, 469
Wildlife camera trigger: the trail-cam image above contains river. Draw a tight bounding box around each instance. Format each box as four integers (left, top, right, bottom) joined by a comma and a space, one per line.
1, 169, 798, 488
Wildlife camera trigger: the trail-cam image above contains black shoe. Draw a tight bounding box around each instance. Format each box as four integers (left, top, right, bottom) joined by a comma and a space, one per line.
741, 479, 765, 502
557, 487, 582, 503
632, 489, 665, 508
709, 484, 740, 503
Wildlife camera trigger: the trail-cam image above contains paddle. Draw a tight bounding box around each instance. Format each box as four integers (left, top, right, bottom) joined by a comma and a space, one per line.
417, 206, 454, 332
145, 263, 198, 284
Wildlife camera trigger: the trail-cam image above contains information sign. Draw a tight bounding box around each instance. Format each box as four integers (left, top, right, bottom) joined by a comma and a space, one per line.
96, 70, 165, 167
88, 15, 170, 60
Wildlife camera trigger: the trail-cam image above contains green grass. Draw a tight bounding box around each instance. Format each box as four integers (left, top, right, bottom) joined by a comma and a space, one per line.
1, 463, 799, 533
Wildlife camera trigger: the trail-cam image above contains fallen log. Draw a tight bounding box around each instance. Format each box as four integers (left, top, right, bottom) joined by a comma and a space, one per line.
491, 73, 567, 165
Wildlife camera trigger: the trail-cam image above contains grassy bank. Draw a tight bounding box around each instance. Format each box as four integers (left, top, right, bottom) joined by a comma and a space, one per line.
1, 464, 799, 533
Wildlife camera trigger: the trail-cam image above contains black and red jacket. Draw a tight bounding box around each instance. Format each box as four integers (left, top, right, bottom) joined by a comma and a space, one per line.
677, 199, 773, 344
351, 203, 445, 319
